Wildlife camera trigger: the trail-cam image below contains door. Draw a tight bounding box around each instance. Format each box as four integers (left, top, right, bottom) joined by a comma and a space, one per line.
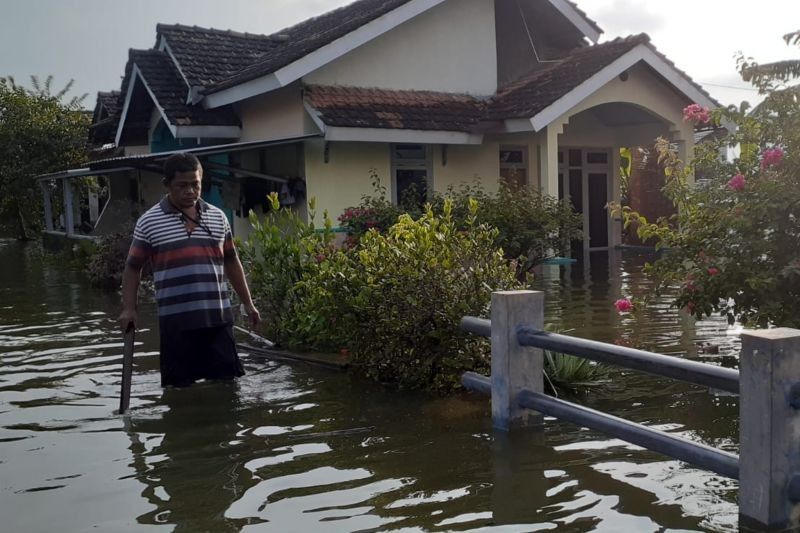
588, 172, 608, 248
558, 148, 612, 254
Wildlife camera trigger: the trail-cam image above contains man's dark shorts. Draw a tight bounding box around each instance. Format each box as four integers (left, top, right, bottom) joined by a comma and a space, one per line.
159, 325, 244, 387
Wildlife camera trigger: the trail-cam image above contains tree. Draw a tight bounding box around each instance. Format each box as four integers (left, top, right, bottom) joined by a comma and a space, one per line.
614, 31, 800, 328
0, 76, 89, 239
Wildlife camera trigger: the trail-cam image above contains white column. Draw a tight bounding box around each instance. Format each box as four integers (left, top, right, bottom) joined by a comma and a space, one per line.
610, 147, 622, 248
63, 179, 74, 235
538, 125, 560, 198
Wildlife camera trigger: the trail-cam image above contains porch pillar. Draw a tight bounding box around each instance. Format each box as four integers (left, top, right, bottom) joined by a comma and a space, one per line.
63, 179, 74, 236
610, 147, 622, 248
538, 125, 559, 198
40, 181, 54, 231
670, 129, 695, 186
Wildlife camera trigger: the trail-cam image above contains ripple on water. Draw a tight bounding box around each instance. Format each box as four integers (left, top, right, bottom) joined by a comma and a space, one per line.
0, 245, 742, 532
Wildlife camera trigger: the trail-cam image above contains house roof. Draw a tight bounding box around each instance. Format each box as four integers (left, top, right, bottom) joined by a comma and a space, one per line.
156, 24, 281, 88
89, 91, 122, 146
563, 0, 603, 36
203, 0, 415, 95
304, 33, 719, 135
487, 33, 719, 123
128, 49, 240, 127
487, 34, 650, 120
95, 91, 121, 119
305, 85, 485, 132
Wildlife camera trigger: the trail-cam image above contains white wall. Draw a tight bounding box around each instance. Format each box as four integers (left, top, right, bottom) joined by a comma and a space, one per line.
237, 83, 313, 142
305, 0, 497, 95
304, 139, 391, 224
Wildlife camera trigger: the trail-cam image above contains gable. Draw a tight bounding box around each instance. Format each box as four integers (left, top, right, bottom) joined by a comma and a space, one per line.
495, 0, 591, 87
303, 0, 497, 95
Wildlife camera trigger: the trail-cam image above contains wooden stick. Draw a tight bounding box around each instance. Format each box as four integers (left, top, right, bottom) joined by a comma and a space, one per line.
234, 325, 275, 348
119, 325, 135, 414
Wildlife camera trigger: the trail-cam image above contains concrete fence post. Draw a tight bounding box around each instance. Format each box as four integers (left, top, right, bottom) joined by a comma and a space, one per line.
491, 290, 544, 430
739, 328, 800, 530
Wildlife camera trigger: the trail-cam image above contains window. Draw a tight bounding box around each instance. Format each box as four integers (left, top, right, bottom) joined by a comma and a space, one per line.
499, 145, 528, 188
392, 144, 431, 207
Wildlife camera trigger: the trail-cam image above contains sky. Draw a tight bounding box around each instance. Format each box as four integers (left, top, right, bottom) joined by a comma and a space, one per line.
1, 0, 798, 109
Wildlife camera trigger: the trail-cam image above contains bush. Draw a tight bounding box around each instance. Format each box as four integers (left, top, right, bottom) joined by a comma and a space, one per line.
286, 245, 361, 352
609, 32, 800, 328
338, 171, 406, 240
340, 178, 583, 277
239, 192, 335, 344
436, 182, 583, 276
346, 199, 521, 390
86, 232, 129, 290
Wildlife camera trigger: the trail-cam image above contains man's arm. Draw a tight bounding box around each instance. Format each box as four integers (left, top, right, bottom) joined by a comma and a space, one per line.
118, 264, 142, 332
224, 255, 261, 328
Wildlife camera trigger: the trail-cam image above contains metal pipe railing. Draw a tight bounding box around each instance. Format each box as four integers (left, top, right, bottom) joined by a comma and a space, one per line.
460, 372, 739, 479
461, 316, 739, 393
460, 291, 800, 528
517, 390, 740, 479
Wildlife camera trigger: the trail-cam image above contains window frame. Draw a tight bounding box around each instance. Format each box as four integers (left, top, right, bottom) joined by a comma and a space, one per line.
391, 143, 433, 205
499, 144, 529, 188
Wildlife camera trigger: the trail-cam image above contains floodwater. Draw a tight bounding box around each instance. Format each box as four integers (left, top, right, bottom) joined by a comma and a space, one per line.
0, 240, 741, 532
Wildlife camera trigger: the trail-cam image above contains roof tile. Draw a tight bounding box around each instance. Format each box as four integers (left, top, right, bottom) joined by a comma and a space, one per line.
306, 85, 485, 132
129, 49, 240, 127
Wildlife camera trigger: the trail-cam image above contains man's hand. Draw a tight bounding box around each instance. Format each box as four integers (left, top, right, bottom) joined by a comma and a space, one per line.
243, 302, 261, 329
118, 308, 137, 333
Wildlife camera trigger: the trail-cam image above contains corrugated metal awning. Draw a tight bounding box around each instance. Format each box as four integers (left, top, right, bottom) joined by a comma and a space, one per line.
89, 134, 321, 170
35, 133, 322, 181
35, 167, 134, 182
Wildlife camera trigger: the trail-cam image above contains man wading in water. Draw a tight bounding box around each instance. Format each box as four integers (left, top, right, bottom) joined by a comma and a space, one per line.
118, 153, 260, 387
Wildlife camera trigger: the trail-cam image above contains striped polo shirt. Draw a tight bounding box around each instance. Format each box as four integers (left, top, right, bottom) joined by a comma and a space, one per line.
126, 197, 236, 331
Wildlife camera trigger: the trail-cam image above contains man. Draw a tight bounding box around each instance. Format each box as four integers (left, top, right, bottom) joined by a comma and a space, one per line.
118, 153, 260, 387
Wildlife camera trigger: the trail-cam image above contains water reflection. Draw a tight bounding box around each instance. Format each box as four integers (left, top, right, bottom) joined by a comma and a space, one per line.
0, 242, 741, 532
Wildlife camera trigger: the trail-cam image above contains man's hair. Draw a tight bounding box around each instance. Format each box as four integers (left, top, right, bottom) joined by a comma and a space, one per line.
163, 153, 202, 182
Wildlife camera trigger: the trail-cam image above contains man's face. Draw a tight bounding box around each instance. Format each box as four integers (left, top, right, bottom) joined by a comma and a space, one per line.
166, 169, 202, 209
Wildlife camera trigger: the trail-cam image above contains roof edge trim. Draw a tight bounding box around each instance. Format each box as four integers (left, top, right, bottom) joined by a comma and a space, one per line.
530, 44, 718, 131
546, 0, 602, 43
203, 0, 447, 108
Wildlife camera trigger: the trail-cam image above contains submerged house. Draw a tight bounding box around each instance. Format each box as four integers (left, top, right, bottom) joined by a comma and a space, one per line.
39, 0, 717, 253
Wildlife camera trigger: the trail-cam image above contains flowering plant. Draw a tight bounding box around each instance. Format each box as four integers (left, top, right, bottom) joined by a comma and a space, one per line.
608, 33, 800, 327
614, 298, 634, 314
683, 103, 711, 124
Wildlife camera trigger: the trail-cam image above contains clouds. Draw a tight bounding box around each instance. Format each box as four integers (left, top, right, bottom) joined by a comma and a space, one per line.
3, 0, 800, 108
590, 0, 664, 36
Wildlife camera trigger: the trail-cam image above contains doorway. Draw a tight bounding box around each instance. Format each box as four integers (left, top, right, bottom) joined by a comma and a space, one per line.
558, 148, 612, 256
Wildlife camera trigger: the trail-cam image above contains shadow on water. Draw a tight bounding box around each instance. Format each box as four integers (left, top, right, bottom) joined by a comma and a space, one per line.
0, 241, 740, 532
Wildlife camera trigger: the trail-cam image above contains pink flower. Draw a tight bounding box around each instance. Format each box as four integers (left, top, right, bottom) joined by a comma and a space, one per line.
708, 267, 720, 276
685, 301, 696, 314
727, 174, 746, 191
760, 147, 785, 170
683, 104, 710, 124
615, 298, 634, 313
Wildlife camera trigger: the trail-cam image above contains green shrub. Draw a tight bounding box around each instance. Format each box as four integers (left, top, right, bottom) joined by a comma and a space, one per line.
286, 245, 362, 352
86, 231, 131, 290
338, 171, 407, 242
239, 192, 335, 344
347, 199, 522, 391
341, 178, 583, 277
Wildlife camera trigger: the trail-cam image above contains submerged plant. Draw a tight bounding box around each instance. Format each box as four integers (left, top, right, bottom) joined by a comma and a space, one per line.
542, 327, 609, 395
